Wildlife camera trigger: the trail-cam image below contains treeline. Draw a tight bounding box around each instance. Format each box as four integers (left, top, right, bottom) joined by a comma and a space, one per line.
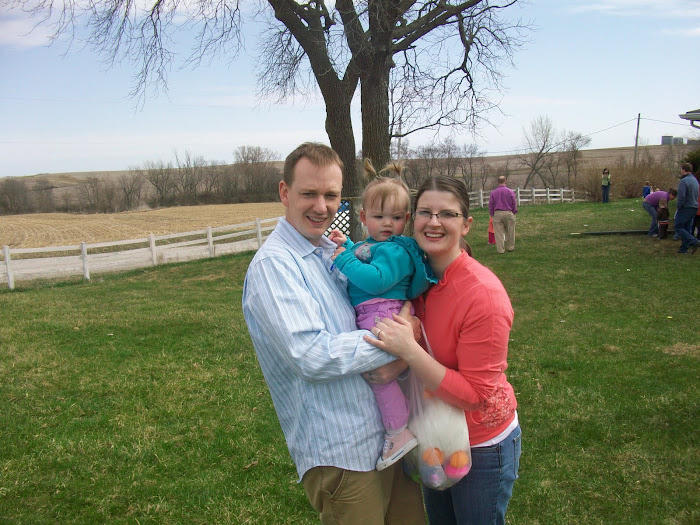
0, 146, 281, 215
2, 134, 698, 216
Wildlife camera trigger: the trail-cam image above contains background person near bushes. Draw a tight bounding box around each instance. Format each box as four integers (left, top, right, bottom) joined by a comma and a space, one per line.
674, 162, 700, 254
642, 189, 677, 238
488, 176, 518, 254
601, 168, 611, 203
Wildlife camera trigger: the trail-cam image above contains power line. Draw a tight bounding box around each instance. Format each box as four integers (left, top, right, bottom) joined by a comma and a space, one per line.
582, 118, 638, 138
641, 117, 691, 127
487, 117, 639, 156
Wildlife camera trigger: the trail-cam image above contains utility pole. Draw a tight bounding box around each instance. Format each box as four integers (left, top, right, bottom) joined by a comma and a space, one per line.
633, 113, 640, 170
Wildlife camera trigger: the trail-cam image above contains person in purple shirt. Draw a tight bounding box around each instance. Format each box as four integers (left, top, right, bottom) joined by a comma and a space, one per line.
489, 176, 518, 254
642, 189, 677, 237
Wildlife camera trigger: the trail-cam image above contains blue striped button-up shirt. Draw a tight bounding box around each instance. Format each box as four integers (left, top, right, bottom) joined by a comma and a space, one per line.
242, 218, 395, 480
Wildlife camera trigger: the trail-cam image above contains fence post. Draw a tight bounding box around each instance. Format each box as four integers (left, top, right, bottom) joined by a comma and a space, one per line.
256, 218, 263, 248
572, 189, 576, 203
532, 187, 536, 205
516, 187, 521, 206
479, 190, 484, 208
149, 234, 157, 266
3, 246, 14, 291
547, 188, 551, 204
207, 226, 214, 257
81, 242, 90, 281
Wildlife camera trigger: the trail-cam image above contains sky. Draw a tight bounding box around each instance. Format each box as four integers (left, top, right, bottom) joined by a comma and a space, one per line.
0, 0, 699, 179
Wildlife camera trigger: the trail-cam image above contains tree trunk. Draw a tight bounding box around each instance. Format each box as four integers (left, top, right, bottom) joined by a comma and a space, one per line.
322, 84, 364, 239
361, 62, 391, 173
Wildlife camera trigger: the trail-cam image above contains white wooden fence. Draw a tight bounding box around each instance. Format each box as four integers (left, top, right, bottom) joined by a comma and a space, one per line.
470, 187, 576, 208
1, 218, 278, 290
1, 188, 576, 290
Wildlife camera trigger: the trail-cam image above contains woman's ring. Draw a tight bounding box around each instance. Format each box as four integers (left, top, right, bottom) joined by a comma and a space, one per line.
376, 329, 383, 338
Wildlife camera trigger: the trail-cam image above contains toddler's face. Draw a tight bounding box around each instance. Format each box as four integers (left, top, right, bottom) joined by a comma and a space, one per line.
360, 198, 409, 242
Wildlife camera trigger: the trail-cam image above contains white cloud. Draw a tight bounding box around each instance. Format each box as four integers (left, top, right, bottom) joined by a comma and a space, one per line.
568, 0, 700, 19
0, 15, 53, 48
673, 26, 700, 37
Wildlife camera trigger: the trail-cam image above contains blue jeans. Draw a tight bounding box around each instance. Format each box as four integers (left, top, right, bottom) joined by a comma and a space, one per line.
642, 202, 658, 236
601, 185, 610, 203
422, 425, 521, 525
675, 207, 700, 252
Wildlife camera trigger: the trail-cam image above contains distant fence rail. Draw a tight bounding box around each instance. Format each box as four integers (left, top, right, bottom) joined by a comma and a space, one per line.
2, 188, 575, 290
1, 218, 278, 290
470, 187, 576, 208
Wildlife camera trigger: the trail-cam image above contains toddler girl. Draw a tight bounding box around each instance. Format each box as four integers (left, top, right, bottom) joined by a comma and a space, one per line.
329, 160, 435, 470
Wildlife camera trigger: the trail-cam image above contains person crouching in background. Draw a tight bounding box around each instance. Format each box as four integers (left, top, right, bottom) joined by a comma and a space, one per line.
657, 199, 670, 239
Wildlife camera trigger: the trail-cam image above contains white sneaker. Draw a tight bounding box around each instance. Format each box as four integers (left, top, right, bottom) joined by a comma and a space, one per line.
376, 428, 418, 471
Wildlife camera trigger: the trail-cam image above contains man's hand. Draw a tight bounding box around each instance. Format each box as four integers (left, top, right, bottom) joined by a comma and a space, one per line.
362, 359, 408, 385
397, 300, 421, 341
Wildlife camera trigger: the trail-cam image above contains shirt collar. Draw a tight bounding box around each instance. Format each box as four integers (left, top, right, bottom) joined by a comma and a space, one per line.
276, 217, 337, 258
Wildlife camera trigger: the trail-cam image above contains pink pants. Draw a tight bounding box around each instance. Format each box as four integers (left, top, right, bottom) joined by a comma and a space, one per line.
356, 299, 410, 431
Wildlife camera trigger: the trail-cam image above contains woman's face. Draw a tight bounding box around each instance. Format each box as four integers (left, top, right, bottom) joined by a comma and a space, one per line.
413, 190, 472, 261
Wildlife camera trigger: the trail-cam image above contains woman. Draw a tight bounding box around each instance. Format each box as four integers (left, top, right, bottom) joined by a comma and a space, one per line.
364, 176, 521, 525
601, 168, 611, 203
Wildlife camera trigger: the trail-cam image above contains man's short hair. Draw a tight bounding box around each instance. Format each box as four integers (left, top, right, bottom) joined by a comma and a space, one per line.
669, 188, 678, 197
498, 175, 507, 185
283, 143, 344, 185
681, 162, 693, 173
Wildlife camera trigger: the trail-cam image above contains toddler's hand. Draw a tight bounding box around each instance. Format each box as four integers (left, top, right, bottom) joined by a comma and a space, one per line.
332, 246, 346, 260
328, 229, 347, 247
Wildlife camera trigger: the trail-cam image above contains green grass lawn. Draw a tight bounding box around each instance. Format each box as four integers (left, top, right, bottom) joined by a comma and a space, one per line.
1, 198, 698, 524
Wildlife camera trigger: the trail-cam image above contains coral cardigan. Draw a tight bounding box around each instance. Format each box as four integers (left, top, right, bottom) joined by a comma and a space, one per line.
415, 250, 517, 446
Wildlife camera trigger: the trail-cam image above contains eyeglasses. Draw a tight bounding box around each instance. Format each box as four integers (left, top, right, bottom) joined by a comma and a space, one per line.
412, 210, 464, 221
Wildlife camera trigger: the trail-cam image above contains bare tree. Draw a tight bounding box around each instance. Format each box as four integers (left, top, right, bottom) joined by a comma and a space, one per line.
173, 150, 206, 206
560, 131, 591, 188
218, 164, 241, 204
520, 116, 559, 188
119, 169, 145, 210
438, 137, 462, 179
201, 161, 225, 204
460, 143, 484, 191
0, 177, 33, 214
478, 160, 492, 190
145, 160, 175, 207
76, 176, 103, 212
32, 177, 56, 212
8, 1, 527, 200
234, 146, 280, 202
100, 179, 118, 213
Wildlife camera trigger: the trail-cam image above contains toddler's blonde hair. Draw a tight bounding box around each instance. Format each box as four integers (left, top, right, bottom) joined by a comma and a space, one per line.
361, 158, 411, 212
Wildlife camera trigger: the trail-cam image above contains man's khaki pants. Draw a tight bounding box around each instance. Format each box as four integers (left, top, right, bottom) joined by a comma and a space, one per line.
493, 210, 516, 253
302, 462, 425, 525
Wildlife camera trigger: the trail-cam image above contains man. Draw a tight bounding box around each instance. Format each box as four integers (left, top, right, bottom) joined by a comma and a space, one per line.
489, 175, 518, 254
675, 162, 700, 254
242, 143, 425, 524
642, 188, 677, 237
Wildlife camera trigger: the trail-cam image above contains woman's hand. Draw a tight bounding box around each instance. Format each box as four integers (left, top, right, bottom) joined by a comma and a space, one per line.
396, 300, 421, 341
364, 313, 419, 359
362, 359, 408, 385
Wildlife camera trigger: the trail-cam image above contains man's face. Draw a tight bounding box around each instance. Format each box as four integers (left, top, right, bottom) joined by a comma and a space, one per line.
279, 157, 343, 245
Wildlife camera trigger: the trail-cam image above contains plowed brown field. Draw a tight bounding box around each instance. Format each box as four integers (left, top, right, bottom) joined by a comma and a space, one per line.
0, 203, 285, 249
